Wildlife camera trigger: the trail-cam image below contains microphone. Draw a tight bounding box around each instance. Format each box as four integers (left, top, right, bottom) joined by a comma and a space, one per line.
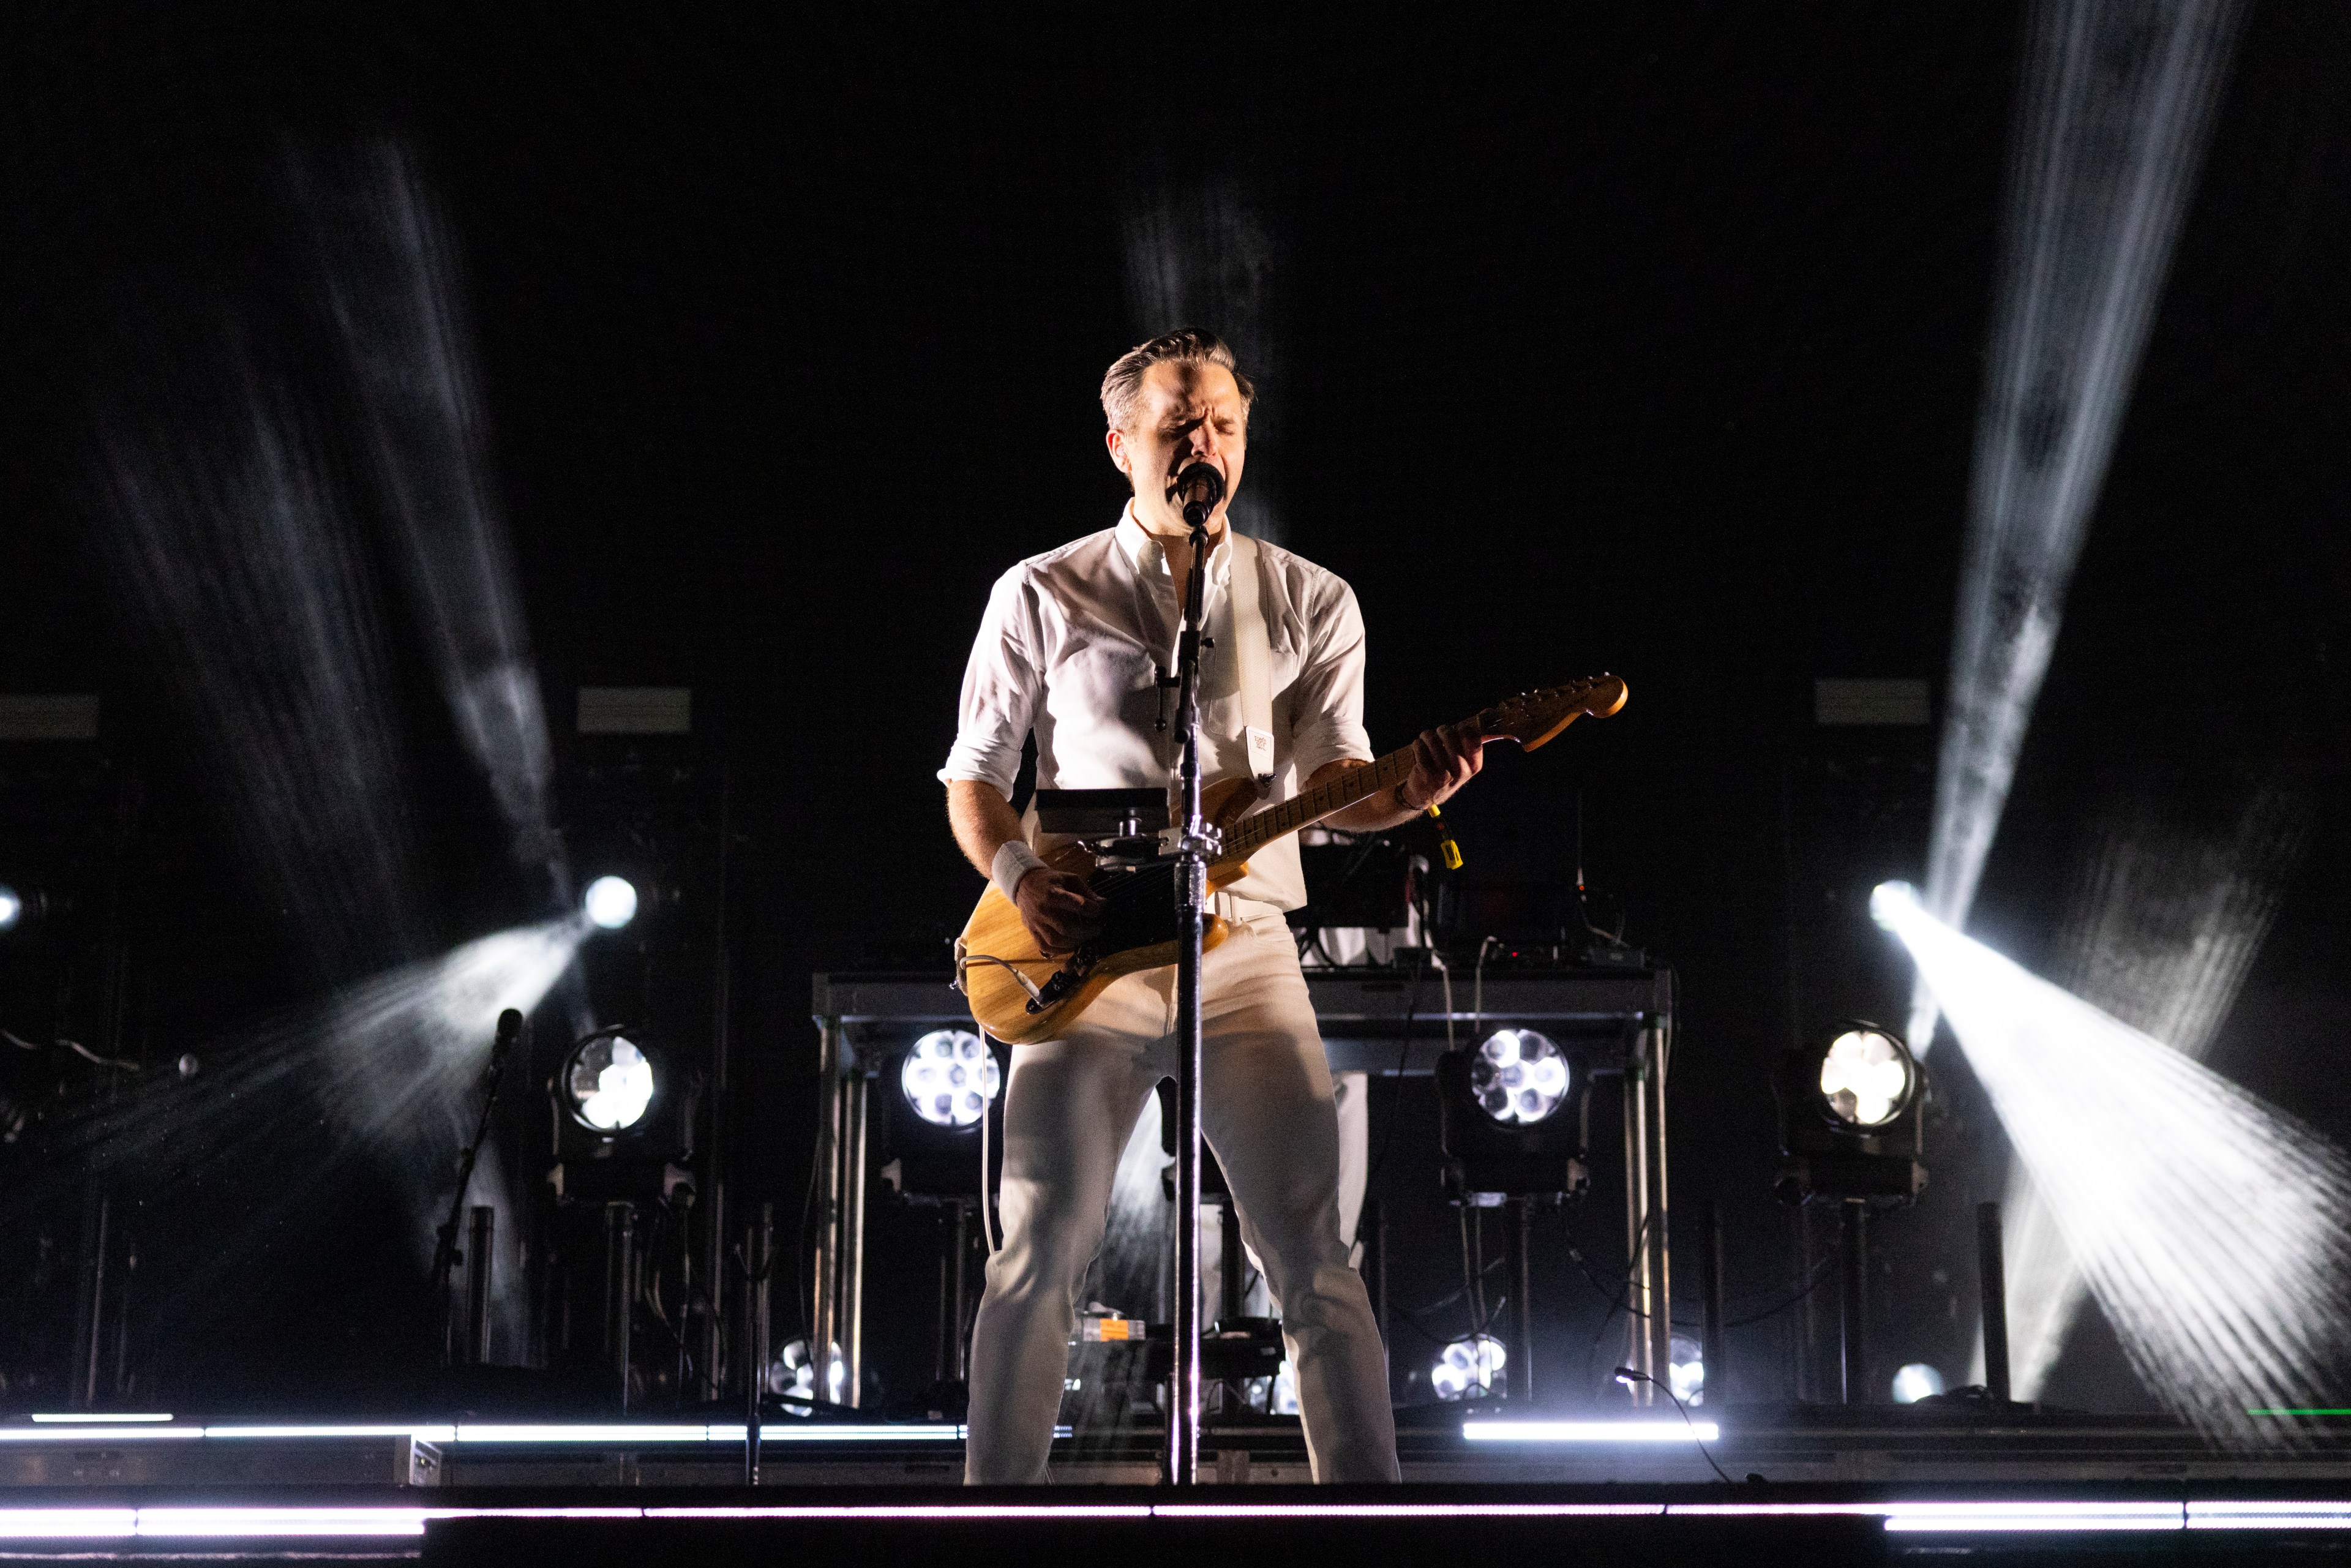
1175, 462, 1225, 528
495, 1008, 523, 1052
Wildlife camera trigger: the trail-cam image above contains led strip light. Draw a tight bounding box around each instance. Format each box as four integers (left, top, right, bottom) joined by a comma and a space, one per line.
0, 1422, 999, 1444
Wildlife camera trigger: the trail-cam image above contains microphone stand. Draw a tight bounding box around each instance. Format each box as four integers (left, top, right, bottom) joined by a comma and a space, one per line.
1167, 508, 1217, 1487
433, 1011, 523, 1368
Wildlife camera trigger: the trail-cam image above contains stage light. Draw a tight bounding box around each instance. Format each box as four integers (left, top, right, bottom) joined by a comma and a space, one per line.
1438, 1032, 1589, 1199
564, 1035, 654, 1132
0, 885, 19, 932
1909, 0, 2241, 1054
1892, 1363, 1946, 1404
1668, 1334, 1704, 1406
770, 1339, 847, 1414
1873, 880, 2351, 1444
583, 876, 638, 931
1430, 1335, 1505, 1401
1469, 1029, 1570, 1125
899, 1030, 999, 1129
1774, 1022, 1924, 1203
1819, 1028, 1913, 1128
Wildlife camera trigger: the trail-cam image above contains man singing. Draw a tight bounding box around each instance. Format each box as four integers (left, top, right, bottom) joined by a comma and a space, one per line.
940, 329, 1484, 1484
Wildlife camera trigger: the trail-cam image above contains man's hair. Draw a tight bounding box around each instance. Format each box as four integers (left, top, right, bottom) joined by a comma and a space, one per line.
1100, 329, 1256, 432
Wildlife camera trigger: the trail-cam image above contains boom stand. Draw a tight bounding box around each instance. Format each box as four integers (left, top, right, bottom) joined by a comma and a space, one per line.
1166, 514, 1217, 1487
432, 1010, 523, 1367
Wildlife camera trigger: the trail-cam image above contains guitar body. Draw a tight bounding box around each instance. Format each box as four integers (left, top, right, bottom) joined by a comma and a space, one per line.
953, 676, 1629, 1045
958, 779, 1261, 1045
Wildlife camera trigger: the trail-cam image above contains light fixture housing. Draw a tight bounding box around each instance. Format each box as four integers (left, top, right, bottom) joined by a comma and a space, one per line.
1430, 1335, 1507, 1401
1819, 1026, 1915, 1128
1668, 1332, 1705, 1406
898, 1030, 1000, 1129
548, 1027, 699, 1204
1437, 1030, 1591, 1199
1469, 1029, 1572, 1125
1892, 1362, 1947, 1403
1774, 1020, 1927, 1203
564, 1034, 656, 1132
879, 1031, 1008, 1199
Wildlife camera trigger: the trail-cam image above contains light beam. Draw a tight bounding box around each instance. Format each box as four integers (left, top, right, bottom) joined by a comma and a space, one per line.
291, 143, 568, 899
1911, 0, 2240, 1051
1987, 783, 2309, 1396
1873, 882, 2351, 1444
1121, 181, 1287, 544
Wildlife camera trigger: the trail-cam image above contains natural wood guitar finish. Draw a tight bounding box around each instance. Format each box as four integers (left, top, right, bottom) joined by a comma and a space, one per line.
955, 675, 1628, 1044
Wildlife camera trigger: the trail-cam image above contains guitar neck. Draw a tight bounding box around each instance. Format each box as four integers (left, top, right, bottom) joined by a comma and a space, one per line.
1220, 744, 1424, 862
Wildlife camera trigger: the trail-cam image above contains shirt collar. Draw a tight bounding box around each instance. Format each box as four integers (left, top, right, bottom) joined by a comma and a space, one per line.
1116, 500, 1232, 582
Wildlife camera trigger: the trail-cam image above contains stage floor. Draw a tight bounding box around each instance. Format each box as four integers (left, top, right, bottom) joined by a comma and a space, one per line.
11, 1408, 2351, 1559
6, 1483, 2351, 1563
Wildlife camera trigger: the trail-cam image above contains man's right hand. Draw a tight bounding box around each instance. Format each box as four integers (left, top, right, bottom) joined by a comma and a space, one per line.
1013, 865, 1106, 955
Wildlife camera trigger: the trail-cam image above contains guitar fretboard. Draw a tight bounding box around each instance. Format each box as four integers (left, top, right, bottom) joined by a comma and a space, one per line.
1219, 745, 1424, 863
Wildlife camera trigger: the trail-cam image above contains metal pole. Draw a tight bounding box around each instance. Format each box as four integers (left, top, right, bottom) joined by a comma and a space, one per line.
1646, 1021, 1674, 1392
754, 1201, 774, 1401
700, 765, 733, 1403
1510, 1198, 1534, 1405
1793, 1202, 1817, 1401
606, 1202, 635, 1411
951, 1200, 972, 1383
74, 1191, 110, 1410
1621, 1061, 1654, 1403
844, 1073, 869, 1408
112, 1234, 136, 1400
743, 1212, 764, 1487
463, 1206, 495, 1365
1699, 1200, 1727, 1406
1839, 1200, 1867, 1404
1162, 509, 1217, 1488
1978, 1200, 2012, 1405
810, 1026, 842, 1381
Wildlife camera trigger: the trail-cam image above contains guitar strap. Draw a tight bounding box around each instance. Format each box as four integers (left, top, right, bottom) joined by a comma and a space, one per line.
1228, 530, 1278, 792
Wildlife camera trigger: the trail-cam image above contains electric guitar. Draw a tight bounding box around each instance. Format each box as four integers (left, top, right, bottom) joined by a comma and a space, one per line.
954, 674, 1629, 1045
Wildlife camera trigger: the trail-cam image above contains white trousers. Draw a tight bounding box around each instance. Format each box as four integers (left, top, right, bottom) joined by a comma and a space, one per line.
964, 911, 1401, 1484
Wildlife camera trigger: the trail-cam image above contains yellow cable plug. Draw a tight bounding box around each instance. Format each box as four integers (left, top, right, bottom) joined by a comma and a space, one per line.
1427, 802, 1463, 871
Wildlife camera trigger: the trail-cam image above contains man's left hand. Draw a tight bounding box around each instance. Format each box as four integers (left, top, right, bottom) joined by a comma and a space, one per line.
1400, 718, 1485, 812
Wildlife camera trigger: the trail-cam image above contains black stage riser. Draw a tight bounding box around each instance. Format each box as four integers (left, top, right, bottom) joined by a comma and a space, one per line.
428, 1509, 1886, 1568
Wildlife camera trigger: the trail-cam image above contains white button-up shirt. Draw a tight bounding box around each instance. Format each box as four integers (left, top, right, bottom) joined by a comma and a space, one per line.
942, 506, 1374, 910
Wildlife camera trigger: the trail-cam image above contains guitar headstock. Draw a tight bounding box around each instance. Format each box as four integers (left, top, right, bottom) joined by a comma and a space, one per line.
1479, 675, 1629, 752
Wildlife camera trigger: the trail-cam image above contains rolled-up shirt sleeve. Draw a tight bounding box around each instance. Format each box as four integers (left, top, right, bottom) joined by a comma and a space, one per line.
1287, 577, 1374, 778
939, 566, 1043, 797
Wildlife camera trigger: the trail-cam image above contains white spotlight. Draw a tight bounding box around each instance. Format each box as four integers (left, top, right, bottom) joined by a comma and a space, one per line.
1873, 879, 2351, 1444
1892, 1363, 1946, 1404
1469, 1029, 1570, 1125
1819, 1027, 1914, 1128
1668, 1334, 1705, 1406
0, 886, 19, 932
583, 876, 639, 931
769, 1339, 847, 1416
899, 1030, 999, 1128
564, 1035, 654, 1132
1430, 1335, 1506, 1401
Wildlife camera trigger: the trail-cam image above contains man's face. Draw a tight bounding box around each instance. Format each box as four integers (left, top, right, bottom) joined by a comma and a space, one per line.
1106, 360, 1248, 537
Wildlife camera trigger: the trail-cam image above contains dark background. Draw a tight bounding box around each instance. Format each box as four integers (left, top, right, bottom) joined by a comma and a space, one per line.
1, 2, 2347, 1417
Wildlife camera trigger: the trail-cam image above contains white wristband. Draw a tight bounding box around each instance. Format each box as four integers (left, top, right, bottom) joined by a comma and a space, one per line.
991, 840, 1048, 904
